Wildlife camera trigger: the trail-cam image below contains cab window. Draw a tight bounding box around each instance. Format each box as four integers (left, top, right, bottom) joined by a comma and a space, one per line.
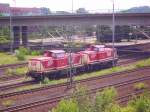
53, 53, 65, 58
93, 47, 105, 51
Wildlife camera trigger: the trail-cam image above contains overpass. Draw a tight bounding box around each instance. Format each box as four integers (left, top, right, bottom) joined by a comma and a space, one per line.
0, 13, 149, 47
0, 13, 150, 26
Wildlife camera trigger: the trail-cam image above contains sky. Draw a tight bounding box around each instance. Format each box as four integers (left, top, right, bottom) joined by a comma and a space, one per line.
0, 0, 150, 12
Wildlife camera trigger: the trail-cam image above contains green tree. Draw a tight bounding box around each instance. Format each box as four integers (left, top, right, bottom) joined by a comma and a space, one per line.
15, 46, 30, 61
0, 26, 10, 43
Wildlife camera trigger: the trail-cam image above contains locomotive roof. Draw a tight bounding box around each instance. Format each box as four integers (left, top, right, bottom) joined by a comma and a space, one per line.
46, 50, 65, 53
30, 57, 52, 61
92, 45, 105, 48
82, 50, 96, 54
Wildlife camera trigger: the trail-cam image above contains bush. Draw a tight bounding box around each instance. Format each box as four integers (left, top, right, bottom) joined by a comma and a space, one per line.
129, 93, 150, 112
18, 46, 30, 55
51, 99, 79, 112
0, 36, 10, 43
73, 84, 93, 112
50, 84, 150, 112
94, 87, 117, 112
15, 46, 29, 61
105, 104, 121, 112
16, 52, 25, 61
121, 106, 135, 112
134, 83, 147, 90
31, 50, 41, 56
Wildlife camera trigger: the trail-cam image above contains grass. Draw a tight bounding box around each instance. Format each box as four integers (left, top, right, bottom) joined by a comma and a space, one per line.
15, 67, 28, 75
1, 100, 14, 107
0, 53, 20, 65
135, 58, 150, 68
26, 55, 40, 60
0, 52, 40, 65
75, 66, 135, 80
16, 84, 43, 92
5, 67, 28, 76
134, 82, 147, 90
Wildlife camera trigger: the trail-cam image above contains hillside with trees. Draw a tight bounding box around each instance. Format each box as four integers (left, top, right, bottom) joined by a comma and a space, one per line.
121, 6, 150, 13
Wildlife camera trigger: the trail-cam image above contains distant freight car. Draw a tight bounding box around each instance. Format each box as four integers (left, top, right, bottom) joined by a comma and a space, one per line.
27, 45, 118, 80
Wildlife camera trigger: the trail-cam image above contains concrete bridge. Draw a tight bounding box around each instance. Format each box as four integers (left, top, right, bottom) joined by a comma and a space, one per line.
0, 13, 149, 47
0, 13, 150, 26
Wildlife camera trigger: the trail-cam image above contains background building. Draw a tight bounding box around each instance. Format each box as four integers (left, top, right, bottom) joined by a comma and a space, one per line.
0, 3, 51, 16
0, 3, 10, 16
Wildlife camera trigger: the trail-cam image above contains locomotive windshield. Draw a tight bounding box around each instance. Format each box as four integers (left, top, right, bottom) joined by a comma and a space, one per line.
52, 52, 65, 58
44, 50, 66, 58
93, 47, 105, 51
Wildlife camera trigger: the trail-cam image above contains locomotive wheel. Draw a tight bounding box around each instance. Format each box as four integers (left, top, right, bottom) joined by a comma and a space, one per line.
113, 60, 118, 66
53, 71, 58, 79
32, 73, 44, 82
41, 74, 45, 81
107, 60, 117, 67
93, 64, 100, 71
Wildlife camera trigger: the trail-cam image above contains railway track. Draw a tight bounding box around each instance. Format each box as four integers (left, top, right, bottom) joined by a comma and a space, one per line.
0, 62, 27, 81
0, 66, 150, 112
117, 89, 150, 105
1, 75, 150, 112
118, 53, 150, 66
0, 61, 149, 94
0, 43, 149, 111
0, 49, 149, 82
0, 63, 27, 69
0, 51, 149, 93
0, 44, 149, 90
0, 80, 36, 94
0, 42, 149, 82
116, 42, 150, 51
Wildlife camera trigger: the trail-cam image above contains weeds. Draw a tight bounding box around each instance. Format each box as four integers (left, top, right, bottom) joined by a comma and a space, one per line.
5, 67, 27, 76
134, 82, 147, 90
2, 100, 14, 107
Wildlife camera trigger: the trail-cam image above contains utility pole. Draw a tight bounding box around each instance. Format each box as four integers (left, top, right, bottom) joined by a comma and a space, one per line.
69, 34, 73, 87
9, 6, 13, 53
111, 0, 115, 66
68, 0, 74, 88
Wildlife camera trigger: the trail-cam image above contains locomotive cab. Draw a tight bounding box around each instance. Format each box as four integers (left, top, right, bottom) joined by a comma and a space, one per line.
45, 50, 69, 69
79, 50, 98, 64
89, 45, 118, 62
44, 50, 66, 58
90, 45, 105, 51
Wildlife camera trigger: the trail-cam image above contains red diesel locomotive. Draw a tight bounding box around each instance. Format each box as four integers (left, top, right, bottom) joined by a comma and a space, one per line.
27, 45, 118, 80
